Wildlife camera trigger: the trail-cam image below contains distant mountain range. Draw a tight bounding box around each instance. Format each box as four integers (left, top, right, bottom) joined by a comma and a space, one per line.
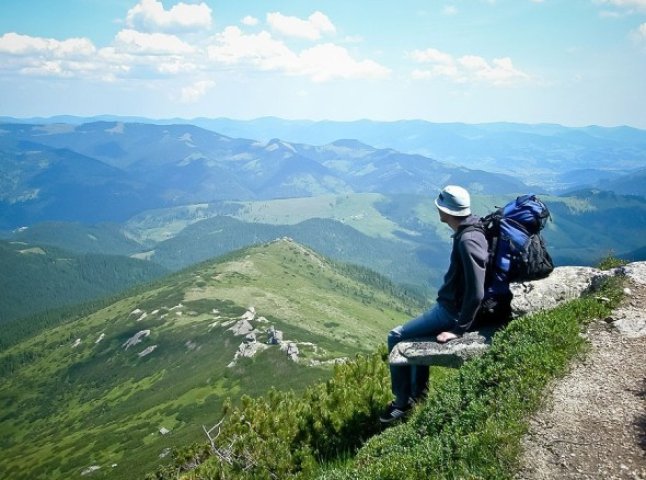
3, 115, 645, 194
1, 117, 644, 328
0, 121, 535, 229
5, 190, 645, 308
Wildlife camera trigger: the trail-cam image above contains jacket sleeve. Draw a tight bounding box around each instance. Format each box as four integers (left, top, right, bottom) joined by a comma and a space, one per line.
451, 230, 487, 334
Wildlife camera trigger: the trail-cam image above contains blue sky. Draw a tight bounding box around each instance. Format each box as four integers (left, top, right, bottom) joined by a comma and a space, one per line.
1, 0, 645, 127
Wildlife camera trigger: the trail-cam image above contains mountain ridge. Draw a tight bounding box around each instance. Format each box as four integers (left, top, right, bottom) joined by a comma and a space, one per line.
0, 238, 422, 480
1, 120, 540, 228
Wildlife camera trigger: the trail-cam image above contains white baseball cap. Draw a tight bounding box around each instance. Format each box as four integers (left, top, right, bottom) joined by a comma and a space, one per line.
434, 185, 471, 216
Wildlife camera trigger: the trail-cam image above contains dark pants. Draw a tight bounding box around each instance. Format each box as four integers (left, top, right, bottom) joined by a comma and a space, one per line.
387, 304, 457, 407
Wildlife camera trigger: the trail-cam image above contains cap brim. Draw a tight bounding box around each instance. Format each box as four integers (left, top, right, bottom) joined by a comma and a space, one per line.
434, 198, 471, 216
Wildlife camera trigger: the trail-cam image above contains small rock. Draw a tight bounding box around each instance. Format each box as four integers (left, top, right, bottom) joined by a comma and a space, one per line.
81, 465, 100, 476
623, 287, 633, 296
138, 345, 158, 357
159, 448, 171, 459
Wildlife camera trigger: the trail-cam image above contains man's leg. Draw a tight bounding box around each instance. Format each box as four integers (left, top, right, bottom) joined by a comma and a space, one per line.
412, 365, 429, 402
387, 303, 457, 407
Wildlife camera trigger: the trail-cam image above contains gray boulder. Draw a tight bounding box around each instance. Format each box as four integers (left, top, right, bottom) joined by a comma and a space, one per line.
510, 266, 612, 317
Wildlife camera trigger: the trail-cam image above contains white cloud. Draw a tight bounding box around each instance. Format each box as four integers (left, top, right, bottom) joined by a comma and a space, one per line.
242, 16, 259, 26
459, 55, 529, 84
289, 43, 391, 82
409, 48, 454, 65
0, 17, 385, 85
0, 30, 199, 80
410, 47, 529, 86
0, 32, 95, 57
443, 5, 459, 15
157, 59, 198, 74
632, 22, 646, 42
596, 0, 646, 12
207, 27, 389, 82
126, 0, 212, 33
267, 11, 336, 40
180, 79, 215, 103
114, 29, 194, 55
21, 61, 67, 77
207, 26, 295, 67
0, 32, 109, 78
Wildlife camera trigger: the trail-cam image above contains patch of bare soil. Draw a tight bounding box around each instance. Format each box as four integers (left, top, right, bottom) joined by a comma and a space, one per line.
517, 280, 646, 480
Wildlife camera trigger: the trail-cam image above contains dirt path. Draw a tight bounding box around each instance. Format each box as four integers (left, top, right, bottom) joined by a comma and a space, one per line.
517, 279, 646, 480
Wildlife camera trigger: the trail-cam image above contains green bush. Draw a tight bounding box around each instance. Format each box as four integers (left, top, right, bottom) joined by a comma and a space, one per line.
596, 252, 628, 270
147, 351, 392, 479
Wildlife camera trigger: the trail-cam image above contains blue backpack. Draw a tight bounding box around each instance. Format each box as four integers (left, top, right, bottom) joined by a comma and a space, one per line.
480, 194, 554, 295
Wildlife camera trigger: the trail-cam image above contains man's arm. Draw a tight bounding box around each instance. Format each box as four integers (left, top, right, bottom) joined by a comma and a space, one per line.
450, 230, 487, 334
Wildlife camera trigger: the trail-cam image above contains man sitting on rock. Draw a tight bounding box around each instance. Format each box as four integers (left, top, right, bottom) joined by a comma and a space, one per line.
380, 185, 490, 424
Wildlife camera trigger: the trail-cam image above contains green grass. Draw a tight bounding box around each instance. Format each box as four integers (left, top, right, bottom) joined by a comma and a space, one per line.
145, 276, 624, 480
235, 194, 412, 240
596, 252, 628, 270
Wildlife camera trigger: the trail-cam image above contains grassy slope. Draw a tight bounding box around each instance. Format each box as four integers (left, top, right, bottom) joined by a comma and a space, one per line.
0, 239, 422, 480
147, 216, 437, 294
6, 221, 145, 256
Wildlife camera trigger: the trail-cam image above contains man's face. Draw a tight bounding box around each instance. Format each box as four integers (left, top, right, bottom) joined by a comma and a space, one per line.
438, 207, 448, 224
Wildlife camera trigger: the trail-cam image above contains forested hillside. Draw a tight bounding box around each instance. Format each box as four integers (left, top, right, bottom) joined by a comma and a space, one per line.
0, 240, 167, 324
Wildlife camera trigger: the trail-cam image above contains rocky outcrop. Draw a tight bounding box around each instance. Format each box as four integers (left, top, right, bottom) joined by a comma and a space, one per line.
510, 266, 612, 317
267, 325, 283, 345
227, 334, 268, 368
228, 320, 254, 336
282, 342, 300, 362
389, 262, 646, 367
122, 330, 151, 350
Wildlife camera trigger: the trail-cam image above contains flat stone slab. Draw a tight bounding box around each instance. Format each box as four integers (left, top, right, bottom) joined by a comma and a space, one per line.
389, 330, 496, 368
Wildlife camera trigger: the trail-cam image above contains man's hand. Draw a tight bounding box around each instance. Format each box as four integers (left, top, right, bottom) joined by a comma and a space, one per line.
436, 331, 459, 343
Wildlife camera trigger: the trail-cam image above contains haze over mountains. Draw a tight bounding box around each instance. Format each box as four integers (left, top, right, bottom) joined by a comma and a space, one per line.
4, 116, 645, 195
1, 120, 532, 228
